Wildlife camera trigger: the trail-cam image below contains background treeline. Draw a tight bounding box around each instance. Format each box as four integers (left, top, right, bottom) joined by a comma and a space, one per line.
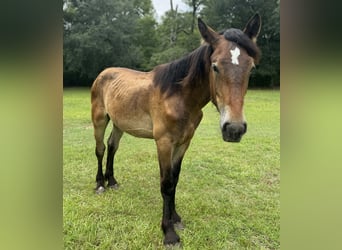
63, 0, 279, 88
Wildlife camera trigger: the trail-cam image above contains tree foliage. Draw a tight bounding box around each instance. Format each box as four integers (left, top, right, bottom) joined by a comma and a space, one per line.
63, 0, 157, 86
63, 0, 279, 87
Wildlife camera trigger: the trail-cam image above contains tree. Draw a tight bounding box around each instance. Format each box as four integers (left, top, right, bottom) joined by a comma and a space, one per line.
63, 0, 157, 86
183, 0, 205, 33
148, 5, 199, 67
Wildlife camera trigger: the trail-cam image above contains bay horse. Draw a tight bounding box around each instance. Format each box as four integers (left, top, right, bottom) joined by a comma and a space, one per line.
91, 14, 261, 245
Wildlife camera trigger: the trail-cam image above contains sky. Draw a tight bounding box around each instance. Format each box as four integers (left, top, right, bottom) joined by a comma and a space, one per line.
152, 0, 189, 20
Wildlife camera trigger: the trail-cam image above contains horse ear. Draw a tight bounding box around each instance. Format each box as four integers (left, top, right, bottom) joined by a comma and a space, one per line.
198, 18, 220, 45
243, 13, 261, 43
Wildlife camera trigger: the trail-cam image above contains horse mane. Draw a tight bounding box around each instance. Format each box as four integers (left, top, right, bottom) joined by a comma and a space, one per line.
153, 45, 213, 95
222, 28, 261, 63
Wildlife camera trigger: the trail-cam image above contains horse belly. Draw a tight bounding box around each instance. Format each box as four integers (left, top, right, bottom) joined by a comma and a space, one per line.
117, 114, 153, 138
103, 72, 154, 138
107, 99, 153, 139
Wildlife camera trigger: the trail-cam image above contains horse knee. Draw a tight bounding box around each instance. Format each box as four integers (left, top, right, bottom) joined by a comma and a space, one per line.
95, 143, 105, 158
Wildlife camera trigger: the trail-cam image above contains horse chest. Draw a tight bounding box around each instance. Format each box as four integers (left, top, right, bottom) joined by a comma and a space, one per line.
153, 103, 202, 143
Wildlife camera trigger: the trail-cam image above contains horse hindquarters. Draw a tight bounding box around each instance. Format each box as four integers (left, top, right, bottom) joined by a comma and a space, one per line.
91, 78, 110, 193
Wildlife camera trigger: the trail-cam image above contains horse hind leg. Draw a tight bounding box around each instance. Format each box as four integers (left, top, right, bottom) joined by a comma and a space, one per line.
105, 125, 123, 189
92, 110, 110, 194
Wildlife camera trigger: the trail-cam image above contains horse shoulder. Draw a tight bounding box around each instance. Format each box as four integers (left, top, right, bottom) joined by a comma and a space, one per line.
152, 94, 203, 143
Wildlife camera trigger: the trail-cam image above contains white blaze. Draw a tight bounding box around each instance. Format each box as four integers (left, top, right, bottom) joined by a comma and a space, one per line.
219, 106, 231, 129
230, 47, 240, 65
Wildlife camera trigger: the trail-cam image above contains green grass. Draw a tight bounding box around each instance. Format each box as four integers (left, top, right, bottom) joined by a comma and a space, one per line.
63, 88, 280, 249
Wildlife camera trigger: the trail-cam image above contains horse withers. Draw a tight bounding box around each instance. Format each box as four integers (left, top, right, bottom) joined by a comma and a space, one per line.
90, 14, 261, 245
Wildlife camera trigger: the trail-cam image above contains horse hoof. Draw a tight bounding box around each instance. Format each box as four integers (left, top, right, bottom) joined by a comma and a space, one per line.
95, 186, 105, 194
174, 221, 185, 230
163, 231, 180, 246
165, 242, 182, 249
108, 183, 119, 190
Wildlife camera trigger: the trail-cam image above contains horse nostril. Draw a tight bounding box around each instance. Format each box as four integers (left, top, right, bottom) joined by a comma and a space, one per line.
243, 123, 247, 133
222, 122, 230, 132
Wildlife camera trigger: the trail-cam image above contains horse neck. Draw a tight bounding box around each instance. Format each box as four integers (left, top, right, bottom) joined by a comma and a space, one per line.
183, 46, 213, 109
186, 76, 211, 110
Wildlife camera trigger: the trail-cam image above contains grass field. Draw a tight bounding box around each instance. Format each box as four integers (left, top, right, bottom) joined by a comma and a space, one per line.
63, 88, 280, 249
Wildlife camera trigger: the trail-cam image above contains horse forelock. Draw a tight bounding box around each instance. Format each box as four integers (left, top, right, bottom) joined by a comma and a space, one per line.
222, 28, 261, 63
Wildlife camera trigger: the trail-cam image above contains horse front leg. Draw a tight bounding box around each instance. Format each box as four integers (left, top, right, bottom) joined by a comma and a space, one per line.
156, 138, 179, 245
156, 138, 190, 245
170, 155, 184, 230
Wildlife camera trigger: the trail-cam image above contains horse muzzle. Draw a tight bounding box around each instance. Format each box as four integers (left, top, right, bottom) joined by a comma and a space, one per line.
221, 122, 247, 142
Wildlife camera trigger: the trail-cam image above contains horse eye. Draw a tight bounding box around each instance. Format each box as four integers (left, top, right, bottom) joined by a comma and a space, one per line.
212, 64, 219, 73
